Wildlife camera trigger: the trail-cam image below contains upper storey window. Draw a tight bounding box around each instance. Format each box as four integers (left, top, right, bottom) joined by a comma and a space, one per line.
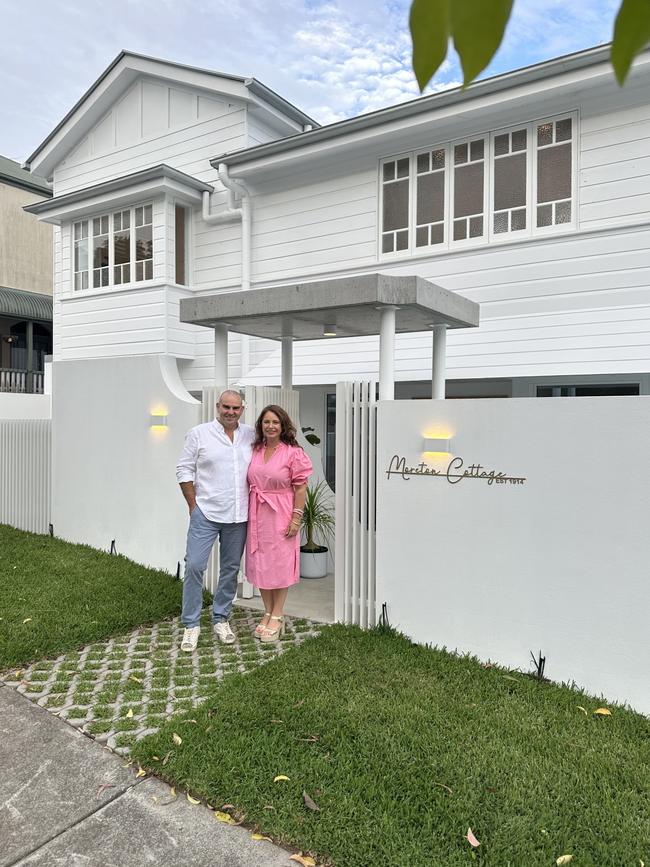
73, 203, 153, 291
380, 113, 576, 258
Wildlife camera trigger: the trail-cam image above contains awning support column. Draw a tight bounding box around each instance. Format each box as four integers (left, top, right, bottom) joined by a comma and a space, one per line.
281, 336, 293, 389
378, 305, 397, 401
214, 324, 229, 385
432, 324, 447, 399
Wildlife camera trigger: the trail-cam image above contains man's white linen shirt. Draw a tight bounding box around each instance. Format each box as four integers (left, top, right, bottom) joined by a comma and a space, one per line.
176, 421, 255, 523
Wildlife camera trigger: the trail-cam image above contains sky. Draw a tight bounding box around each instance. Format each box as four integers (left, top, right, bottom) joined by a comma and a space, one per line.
1, 0, 618, 163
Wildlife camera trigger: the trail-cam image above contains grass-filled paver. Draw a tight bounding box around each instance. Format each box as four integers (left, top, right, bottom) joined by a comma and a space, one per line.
132, 625, 650, 867
0, 524, 183, 668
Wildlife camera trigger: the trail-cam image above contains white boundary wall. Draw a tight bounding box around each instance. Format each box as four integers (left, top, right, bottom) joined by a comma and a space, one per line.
375, 397, 650, 715
0, 419, 51, 534
52, 355, 200, 571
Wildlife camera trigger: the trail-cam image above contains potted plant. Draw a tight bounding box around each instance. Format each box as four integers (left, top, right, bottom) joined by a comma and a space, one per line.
300, 480, 335, 578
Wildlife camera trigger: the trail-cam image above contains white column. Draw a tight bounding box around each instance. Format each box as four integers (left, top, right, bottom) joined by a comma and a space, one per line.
378, 306, 397, 401
281, 336, 293, 389
214, 324, 229, 384
431, 324, 447, 399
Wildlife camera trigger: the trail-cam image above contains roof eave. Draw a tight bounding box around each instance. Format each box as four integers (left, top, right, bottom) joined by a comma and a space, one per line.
212, 43, 630, 173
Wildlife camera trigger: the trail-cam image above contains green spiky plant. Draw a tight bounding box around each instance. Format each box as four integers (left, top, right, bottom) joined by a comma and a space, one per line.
301, 480, 335, 553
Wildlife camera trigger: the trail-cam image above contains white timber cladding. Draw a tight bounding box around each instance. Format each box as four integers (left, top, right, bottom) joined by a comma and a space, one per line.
54, 79, 247, 193
239, 225, 650, 384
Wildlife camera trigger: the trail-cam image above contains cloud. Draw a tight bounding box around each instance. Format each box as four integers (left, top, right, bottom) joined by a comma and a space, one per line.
1, 0, 617, 161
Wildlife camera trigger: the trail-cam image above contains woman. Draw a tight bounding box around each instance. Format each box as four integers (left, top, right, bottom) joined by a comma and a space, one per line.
245, 405, 312, 641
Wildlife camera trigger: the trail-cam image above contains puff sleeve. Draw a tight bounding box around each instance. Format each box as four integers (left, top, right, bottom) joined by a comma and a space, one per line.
289, 447, 313, 486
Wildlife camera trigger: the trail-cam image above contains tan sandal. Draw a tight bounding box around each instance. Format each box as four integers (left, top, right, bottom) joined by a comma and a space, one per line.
259, 615, 285, 643
254, 611, 271, 639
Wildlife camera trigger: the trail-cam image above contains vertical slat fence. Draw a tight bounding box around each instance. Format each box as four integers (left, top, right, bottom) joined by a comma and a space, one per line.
0, 419, 51, 533
335, 381, 377, 627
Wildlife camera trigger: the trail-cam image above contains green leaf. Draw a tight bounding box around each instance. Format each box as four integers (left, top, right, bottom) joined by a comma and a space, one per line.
410, 0, 451, 92
452, 0, 513, 87
611, 0, 650, 85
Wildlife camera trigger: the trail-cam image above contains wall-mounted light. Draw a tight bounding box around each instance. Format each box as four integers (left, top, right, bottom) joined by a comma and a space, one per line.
422, 436, 450, 452
150, 413, 168, 428
323, 323, 337, 337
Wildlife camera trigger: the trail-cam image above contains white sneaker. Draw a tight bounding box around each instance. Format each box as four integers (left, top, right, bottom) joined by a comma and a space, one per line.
213, 621, 236, 644
181, 626, 200, 652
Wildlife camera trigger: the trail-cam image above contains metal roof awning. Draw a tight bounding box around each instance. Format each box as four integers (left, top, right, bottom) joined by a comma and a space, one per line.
180, 274, 479, 340
0, 286, 53, 322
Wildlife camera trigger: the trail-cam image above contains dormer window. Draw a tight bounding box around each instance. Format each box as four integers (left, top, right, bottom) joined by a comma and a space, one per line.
73, 203, 153, 290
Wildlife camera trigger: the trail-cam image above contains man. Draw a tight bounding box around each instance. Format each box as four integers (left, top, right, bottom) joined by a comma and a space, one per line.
176, 389, 255, 651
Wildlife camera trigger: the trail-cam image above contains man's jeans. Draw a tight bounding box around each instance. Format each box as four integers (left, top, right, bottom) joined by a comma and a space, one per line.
181, 507, 247, 628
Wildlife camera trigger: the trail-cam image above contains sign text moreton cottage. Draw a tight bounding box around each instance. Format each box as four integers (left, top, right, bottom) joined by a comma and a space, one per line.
385, 455, 526, 486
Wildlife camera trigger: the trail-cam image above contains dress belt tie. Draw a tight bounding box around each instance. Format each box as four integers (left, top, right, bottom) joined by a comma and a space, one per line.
248, 487, 283, 554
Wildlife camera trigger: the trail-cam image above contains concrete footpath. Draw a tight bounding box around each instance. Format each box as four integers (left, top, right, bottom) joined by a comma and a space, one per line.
0, 685, 294, 866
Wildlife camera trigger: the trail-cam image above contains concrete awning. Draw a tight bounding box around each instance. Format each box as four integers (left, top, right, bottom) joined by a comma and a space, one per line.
180, 274, 479, 339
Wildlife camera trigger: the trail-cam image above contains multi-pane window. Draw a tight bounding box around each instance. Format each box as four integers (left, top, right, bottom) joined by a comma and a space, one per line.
113, 209, 131, 284
415, 148, 446, 248
134, 204, 153, 281
381, 157, 410, 254
453, 138, 485, 241
535, 117, 572, 228
492, 128, 527, 234
73, 221, 89, 291
380, 113, 575, 256
72, 203, 154, 291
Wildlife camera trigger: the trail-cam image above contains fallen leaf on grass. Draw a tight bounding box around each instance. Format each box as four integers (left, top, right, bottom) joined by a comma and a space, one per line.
577, 706, 588, 715
292, 699, 306, 709
594, 707, 612, 716
183, 719, 198, 724
186, 794, 201, 805
273, 775, 290, 782
502, 675, 518, 681
22, 618, 32, 625
270, 719, 284, 725
302, 791, 320, 812
214, 810, 235, 824
172, 733, 182, 746
125, 708, 134, 719
556, 856, 573, 866
129, 675, 143, 684
251, 832, 272, 841
222, 804, 236, 810
136, 767, 146, 778
433, 782, 453, 795
296, 735, 320, 743
161, 751, 172, 766
465, 828, 480, 848
151, 755, 160, 761
289, 854, 316, 866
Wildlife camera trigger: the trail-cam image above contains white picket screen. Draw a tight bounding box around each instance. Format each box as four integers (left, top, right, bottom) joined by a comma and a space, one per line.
0, 419, 51, 534
335, 381, 377, 627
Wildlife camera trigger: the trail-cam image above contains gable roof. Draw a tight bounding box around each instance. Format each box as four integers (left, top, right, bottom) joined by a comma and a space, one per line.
24, 50, 318, 180
0, 155, 51, 197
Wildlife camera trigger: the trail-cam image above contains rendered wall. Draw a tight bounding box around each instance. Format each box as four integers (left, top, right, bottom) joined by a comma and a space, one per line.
375, 396, 650, 715
52, 355, 200, 571
0, 182, 53, 295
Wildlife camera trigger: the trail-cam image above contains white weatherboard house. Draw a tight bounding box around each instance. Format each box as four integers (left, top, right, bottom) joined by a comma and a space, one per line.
22, 46, 650, 714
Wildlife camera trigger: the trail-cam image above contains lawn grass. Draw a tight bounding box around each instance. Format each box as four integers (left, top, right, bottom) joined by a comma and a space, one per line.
132, 625, 650, 867
0, 524, 182, 668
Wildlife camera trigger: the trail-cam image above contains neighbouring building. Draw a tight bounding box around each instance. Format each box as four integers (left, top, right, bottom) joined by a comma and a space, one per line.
0, 155, 53, 393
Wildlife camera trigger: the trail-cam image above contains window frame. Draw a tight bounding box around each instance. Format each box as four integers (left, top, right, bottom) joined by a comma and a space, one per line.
378, 110, 578, 260
71, 201, 155, 293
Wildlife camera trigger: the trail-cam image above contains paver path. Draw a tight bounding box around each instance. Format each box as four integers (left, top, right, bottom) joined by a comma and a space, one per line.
1, 607, 319, 755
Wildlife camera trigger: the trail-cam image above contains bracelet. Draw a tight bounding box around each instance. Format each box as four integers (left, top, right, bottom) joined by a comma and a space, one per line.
292, 508, 303, 515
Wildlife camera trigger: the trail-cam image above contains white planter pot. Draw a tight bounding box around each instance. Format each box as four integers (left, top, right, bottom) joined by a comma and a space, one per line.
300, 548, 328, 579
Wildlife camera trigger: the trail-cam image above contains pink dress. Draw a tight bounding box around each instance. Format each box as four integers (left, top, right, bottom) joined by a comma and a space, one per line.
245, 443, 313, 589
